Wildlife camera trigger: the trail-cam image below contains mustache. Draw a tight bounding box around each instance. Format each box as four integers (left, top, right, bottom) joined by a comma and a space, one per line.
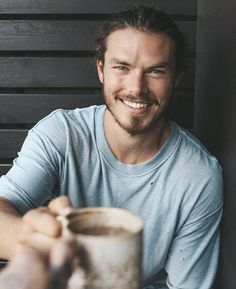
114, 93, 159, 105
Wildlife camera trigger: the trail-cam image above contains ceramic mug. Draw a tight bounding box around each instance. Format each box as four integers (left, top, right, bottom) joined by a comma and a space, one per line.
59, 207, 143, 289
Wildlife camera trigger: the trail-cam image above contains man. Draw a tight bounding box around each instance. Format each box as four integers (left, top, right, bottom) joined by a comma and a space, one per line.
0, 5, 223, 289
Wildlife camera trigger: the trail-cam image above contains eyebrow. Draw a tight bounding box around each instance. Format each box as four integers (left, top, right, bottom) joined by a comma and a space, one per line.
148, 62, 172, 70
109, 57, 171, 70
109, 57, 130, 66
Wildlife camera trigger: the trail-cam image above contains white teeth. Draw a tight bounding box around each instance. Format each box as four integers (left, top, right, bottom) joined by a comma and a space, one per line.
123, 100, 148, 109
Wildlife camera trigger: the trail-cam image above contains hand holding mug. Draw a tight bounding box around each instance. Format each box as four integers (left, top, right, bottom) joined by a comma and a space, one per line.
18, 196, 73, 254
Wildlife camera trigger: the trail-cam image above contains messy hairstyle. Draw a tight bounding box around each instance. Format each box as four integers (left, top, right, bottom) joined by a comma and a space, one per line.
95, 5, 186, 74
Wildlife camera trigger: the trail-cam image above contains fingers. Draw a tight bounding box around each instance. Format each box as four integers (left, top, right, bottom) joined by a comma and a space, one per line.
18, 197, 74, 255
19, 224, 58, 254
48, 196, 73, 215
0, 237, 77, 289
22, 207, 61, 237
18, 207, 62, 254
48, 236, 77, 289
0, 248, 50, 289
8, 246, 47, 272
50, 234, 77, 268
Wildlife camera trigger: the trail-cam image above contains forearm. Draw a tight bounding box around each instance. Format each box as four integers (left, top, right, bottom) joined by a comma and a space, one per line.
0, 198, 23, 260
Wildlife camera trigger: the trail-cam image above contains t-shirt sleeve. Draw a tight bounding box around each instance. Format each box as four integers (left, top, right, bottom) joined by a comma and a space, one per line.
165, 165, 223, 289
0, 112, 66, 214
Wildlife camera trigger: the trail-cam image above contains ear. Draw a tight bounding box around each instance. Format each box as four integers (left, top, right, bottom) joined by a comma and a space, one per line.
174, 71, 184, 88
96, 60, 104, 84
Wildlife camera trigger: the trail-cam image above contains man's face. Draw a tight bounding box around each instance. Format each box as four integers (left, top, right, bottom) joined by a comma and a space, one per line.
97, 28, 181, 136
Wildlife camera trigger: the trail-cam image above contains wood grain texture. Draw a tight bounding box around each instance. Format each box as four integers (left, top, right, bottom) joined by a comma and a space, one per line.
0, 20, 196, 54
0, 129, 28, 159
0, 93, 103, 123
0, 91, 193, 161
0, 165, 11, 176
0, 91, 193, 126
0, 57, 99, 87
0, 57, 195, 89
0, 0, 197, 15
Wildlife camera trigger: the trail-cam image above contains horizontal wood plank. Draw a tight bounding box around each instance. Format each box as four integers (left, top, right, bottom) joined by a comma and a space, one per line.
0, 20, 196, 54
0, 91, 193, 158
0, 93, 103, 124
0, 130, 28, 159
0, 0, 197, 15
0, 57, 195, 89
0, 91, 193, 125
0, 20, 98, 51
0, 57, 99, 87
0, 165, 11, 176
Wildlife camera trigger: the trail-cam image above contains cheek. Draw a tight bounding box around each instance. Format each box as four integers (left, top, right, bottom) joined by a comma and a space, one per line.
150, 80, 174, 101
150, 79, 170, 91
162, 81, 174, 95
104, 73, 123, 93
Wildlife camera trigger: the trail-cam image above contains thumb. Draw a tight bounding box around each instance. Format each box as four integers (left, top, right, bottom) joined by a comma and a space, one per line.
48, 196, 73, 215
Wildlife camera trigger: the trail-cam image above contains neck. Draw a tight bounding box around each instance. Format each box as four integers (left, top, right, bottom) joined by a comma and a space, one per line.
104, 110, 170, 164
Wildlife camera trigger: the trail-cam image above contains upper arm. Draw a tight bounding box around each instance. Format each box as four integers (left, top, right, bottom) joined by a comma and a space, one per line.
0, 197, 21, 216
165, 169, 223, 289
165, 206, 222, 288
0, 119, 64, 214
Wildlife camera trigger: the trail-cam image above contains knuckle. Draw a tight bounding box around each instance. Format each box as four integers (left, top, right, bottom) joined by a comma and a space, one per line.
18, 227, 30, 244
48, 196, 72, 214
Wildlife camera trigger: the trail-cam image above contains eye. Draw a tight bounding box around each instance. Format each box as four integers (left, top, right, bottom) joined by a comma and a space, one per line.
147, 68, 166, 75
113, 65, 128, 71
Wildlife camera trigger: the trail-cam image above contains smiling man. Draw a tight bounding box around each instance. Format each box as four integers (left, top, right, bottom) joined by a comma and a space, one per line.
0, 5, 223, 289
98, 31, 176, 134
97, 29, 179, 163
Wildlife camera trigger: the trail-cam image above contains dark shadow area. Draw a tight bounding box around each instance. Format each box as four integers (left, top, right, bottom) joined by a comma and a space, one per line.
194, 1, 236, 288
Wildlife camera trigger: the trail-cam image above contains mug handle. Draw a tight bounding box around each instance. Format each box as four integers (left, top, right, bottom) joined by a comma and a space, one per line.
57, 213, 87, 289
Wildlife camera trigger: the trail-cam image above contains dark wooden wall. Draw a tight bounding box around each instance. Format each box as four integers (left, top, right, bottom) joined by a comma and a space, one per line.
0, 0, 197, 176
194, 0, 236, 288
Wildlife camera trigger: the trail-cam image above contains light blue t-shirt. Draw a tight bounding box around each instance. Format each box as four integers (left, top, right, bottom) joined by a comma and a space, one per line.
0, 105, 223, 289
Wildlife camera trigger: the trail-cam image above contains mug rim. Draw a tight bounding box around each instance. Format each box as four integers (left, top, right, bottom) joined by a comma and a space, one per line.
64, 206, 144, 238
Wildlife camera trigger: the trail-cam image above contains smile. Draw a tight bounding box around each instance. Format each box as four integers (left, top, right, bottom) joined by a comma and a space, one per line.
123, 100, 149, 109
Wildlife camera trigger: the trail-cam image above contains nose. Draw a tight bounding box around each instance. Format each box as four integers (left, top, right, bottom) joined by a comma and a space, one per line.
126, 71, 148, 96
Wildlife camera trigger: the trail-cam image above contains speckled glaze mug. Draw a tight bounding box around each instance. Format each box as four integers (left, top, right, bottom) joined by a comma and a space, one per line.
59, 207, 143, 289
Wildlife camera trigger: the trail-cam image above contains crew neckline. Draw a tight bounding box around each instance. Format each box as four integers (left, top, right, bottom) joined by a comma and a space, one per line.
95, 105, 181, 176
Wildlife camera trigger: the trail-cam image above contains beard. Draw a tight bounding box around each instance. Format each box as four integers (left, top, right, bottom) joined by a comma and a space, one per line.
102, 88, 168, 136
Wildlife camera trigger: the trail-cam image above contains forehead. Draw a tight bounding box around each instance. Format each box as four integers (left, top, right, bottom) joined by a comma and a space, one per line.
105, 28, 175, 63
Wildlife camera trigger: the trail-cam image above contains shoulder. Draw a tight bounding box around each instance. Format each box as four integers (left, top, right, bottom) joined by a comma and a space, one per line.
170, 122, 223, 198
29, 105, 104, 138
165, 124, 223, 227
33, 105, 104, 130
172, 123, 223, 211
173, 123, 222, 176
24, 105, 104, 152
